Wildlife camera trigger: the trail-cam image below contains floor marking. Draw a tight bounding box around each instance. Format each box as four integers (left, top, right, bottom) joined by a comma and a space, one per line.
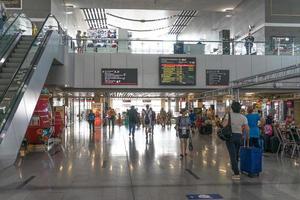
16, 176, 35, 189
185, 169, 200, 180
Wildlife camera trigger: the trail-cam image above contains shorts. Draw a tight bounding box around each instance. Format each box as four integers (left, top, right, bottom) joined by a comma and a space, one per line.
178, 129, 190, 139
144, 123, 151, 129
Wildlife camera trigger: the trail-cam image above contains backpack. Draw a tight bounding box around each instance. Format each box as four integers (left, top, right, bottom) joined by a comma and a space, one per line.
144, 110, 150, 125
88, 113, 95, 121
264, 124, 273, 136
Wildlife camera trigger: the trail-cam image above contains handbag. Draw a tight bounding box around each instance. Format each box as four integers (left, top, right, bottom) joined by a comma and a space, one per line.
217, 113, 232, 141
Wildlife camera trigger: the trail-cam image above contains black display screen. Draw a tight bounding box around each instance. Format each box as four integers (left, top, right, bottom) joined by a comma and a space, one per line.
101, 68, 138, 85
206, 69, 230, 86
159, 57, 196, 85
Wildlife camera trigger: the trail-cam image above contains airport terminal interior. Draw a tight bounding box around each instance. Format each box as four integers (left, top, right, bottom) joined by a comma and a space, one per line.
2, 0, 300, 199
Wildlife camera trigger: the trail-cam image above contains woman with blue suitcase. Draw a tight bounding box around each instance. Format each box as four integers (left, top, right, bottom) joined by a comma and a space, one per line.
222, 102, 249, 180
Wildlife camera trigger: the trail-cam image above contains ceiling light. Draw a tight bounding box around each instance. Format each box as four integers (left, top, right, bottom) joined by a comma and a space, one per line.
66, 11, 73, 15
225, 14, 232, 18
223, 8, 234, 12
245, 92, 255, 96
65, 4, 76, 8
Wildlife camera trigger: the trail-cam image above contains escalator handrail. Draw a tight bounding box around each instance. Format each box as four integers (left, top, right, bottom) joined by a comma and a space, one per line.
0, 13, 22, 40
0, 13, 60, 105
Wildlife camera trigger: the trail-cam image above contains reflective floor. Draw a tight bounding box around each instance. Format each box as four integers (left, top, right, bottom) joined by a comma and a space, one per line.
1, 122, 300, 199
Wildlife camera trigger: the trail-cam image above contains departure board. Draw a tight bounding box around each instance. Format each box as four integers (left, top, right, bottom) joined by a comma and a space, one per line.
101, 68, 138, 85
159, 57, 196, 85
206, 69, 230, 86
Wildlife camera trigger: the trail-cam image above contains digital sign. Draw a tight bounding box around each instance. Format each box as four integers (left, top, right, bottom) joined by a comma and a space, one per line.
3, 0, 22, 9
159, 57, 196, 85
206, 69, 230, 86
101, 68, 138, 85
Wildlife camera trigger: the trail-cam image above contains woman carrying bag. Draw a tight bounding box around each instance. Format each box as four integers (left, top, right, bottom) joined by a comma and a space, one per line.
222, 101, 249, 180
176, 110, 192, 159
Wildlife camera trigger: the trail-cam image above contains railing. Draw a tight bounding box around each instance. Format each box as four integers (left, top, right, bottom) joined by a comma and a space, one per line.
67, 37, 300, 56
67, 38, 267, 55
0, 14, 65, 141
0, 13, 32, 59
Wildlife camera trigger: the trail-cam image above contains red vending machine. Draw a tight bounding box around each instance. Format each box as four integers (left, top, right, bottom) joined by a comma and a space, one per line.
25, 93, 52, 144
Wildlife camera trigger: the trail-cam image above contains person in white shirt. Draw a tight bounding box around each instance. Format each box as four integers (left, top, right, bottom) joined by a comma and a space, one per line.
222, 101, 249, 180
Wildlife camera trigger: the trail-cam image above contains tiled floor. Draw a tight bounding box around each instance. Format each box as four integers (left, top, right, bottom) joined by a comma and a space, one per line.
1, 122, 300, 199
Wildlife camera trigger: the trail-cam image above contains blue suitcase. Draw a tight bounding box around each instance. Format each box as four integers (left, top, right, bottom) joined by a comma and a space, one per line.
240, 147, 262, 177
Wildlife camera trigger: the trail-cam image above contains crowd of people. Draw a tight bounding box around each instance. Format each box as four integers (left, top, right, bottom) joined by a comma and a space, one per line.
84, 101, 290, 180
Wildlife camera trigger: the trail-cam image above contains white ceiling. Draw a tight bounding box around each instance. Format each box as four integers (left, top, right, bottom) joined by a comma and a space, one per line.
65, 0, 242, 11
64, 0, 244, 40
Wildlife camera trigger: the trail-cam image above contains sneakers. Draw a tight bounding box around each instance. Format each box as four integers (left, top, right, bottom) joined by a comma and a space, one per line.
232, 175, 240, 180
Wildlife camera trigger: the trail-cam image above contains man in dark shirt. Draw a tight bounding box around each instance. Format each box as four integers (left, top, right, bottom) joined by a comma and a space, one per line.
128, 106, 138, 138
87, 110, 96, 133
245, 32, 254, 55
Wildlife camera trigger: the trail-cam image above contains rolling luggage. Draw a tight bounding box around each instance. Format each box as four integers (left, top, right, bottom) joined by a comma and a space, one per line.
240, 147, 262, 177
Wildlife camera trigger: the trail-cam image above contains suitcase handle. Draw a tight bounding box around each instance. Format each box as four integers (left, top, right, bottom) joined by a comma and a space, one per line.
243, 130, 250, 148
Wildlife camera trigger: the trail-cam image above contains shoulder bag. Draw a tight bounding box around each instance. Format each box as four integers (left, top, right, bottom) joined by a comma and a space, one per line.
217, 113, 232, 141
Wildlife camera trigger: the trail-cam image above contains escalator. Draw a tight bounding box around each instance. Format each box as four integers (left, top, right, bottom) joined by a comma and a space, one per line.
0, 14, 66, 170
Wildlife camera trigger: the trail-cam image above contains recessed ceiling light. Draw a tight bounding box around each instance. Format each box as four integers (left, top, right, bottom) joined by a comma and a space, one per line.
66, 11, 73, 15
225, 14, 232, 18
223, 8, 234, 12
65, 4, 76, 8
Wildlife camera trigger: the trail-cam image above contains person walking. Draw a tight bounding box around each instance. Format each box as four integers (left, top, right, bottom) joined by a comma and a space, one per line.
176, 110, 191, 159
107, 107, 116, 129
150, 108, 156, 134
128, 106, 138, 138
222, 101, 249, 180
189, 109, 196, 133
246, 106, 262, 148
143, 105, 152, 139
160, 108, 167, 128
87, 110, 96, 133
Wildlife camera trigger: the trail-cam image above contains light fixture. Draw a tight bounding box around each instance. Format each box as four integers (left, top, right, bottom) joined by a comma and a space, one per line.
66, 11, 73, 15
225, 14, 232, 18
245, 92, 255, 96
223, 8, 234, 12
65, 4, 76, 8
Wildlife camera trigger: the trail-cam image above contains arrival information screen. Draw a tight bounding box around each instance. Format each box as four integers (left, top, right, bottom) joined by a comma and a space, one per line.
159, 57, 196, 85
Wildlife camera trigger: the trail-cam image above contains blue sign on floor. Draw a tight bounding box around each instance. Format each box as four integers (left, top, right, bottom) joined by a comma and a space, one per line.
186, 194, 223, 199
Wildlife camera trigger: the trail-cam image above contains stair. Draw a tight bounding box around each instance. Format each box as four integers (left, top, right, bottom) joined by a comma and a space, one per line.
0, 35, 34, 98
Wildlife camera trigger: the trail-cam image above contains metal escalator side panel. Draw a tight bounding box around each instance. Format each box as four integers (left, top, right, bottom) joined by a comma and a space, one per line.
0, 31, 63, 170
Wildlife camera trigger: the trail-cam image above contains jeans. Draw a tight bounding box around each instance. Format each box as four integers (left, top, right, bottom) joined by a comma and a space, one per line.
226, 133, 242, 175
88, 120, 95, 132
108, 118, 115, 128
129, 121, 136, 136
249, 137, 260, 148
